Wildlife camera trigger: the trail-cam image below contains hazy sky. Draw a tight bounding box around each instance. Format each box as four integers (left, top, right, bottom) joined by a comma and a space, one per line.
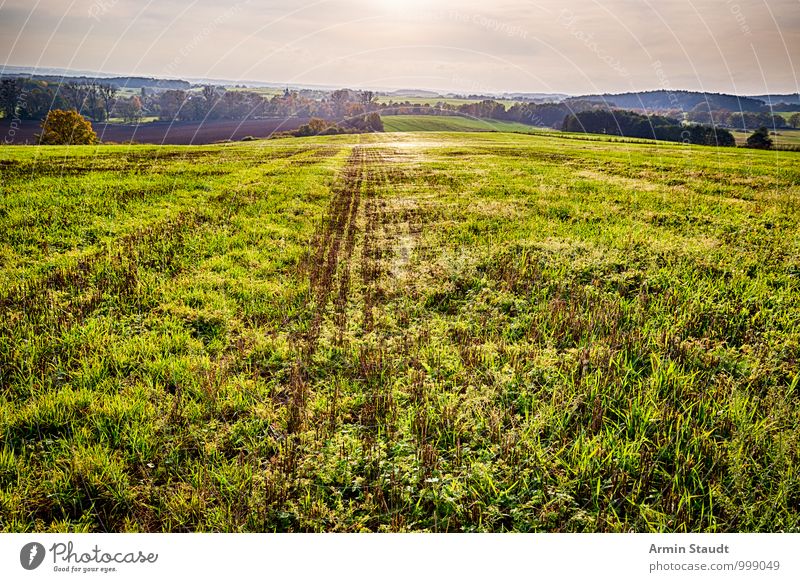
1, 0, 798, 95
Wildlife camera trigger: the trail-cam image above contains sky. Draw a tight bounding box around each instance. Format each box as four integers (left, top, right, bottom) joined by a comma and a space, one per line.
1, 0, 798, 95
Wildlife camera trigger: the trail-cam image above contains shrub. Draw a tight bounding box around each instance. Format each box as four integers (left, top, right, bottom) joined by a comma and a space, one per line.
745, 127, 773, 149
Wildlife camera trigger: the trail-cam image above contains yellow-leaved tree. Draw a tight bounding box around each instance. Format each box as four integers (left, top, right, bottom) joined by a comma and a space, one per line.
39, 109, 97, 145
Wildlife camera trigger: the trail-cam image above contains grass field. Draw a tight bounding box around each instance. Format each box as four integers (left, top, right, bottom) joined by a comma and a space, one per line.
382, 115, 543, 133
1, 132, 799, 533
105, 116, 160, 124
732, 128, 800, 147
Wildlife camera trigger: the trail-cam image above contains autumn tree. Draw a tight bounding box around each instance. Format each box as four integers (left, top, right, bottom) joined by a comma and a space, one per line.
330, 89, 354, 117
114, 96, 143, 123
307, 118, 330, 134
39, 109, 97, 145
365, 112, 383, 131
158, 90, 188, 121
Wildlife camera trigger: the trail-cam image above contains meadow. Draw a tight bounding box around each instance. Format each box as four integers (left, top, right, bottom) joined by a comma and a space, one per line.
382, 115, 543, 134
732, 127, 800, 147
0, 131, 799, 532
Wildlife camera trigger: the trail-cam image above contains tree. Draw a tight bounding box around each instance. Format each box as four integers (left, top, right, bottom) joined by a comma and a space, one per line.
687, 102, 713, 124
294, 118, 345, 137
307, 118, 331, 134
365, 112, 384, 132
0, 78, 22, 118
789, 113, 800, 129
114, 96, 143, 123
330, 89, 354, 117
729, 111, 775, 131
84, 84, 102, 120
39, 109, 97, 145
62, 82, 89, 113
201, 85, 219, 118
23, 87, 56, 119
746, 127, 773, 149
98, 83, 117, 121
158, 90, 188, 121
360, 90, 377, 111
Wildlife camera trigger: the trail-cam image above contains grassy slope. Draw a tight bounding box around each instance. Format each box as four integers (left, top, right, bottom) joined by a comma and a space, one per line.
1, 133, 799, 533
382, 115, 542, 134
732, 128, 800, 146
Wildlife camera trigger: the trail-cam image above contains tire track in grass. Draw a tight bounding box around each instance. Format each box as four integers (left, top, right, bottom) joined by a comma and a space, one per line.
286, 146, 366, 434
278, 142, 432, 529
360, 147, 388, 334
357, 148, 398, 445
333, 149, 365, 345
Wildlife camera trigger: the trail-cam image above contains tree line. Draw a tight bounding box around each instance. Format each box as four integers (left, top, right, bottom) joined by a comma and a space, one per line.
0, 78, 118, 121
562, 109, 738, 146
4, 77, 799, 139
154, 87, 383, 123
685, 104, 795, 130
569, 91, 768, 113
0, 78, 599, 129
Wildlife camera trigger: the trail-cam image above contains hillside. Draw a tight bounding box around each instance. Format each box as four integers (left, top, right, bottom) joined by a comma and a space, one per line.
0, 72, 190, 90
569, 90, 767, 112
382, 115, 542, 133
751, 93, 800, 105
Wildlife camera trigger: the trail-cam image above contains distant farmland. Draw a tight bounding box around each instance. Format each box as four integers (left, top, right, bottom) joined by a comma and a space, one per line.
382, 115, 543, 133
731, 128, 800, 147
0, 118, 311, 145
1, 132, 799, 532
376, 96, 519, 108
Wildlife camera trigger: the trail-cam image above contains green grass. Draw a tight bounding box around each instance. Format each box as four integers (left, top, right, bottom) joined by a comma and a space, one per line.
226, 87, 285, 97
105, 116, 160, 124
1, 132, 799, 533
732, 128, 800, 147
382, 115, 542, 134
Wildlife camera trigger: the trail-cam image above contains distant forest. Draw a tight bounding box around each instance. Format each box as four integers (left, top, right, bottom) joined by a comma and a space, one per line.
562, 109, 736, 146
570, 90, 770, 112
0, 77, 796, 134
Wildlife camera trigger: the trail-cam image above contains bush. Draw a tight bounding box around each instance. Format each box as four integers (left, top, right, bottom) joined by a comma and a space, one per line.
366, 112, 384, 132
746, 127, 773, 150
294, 118, 338, 137
293, 114, 384, 137
39, 109, 97, 145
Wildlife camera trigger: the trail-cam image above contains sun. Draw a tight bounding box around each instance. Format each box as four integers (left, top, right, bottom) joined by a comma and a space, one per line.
377, 0, 433, 12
